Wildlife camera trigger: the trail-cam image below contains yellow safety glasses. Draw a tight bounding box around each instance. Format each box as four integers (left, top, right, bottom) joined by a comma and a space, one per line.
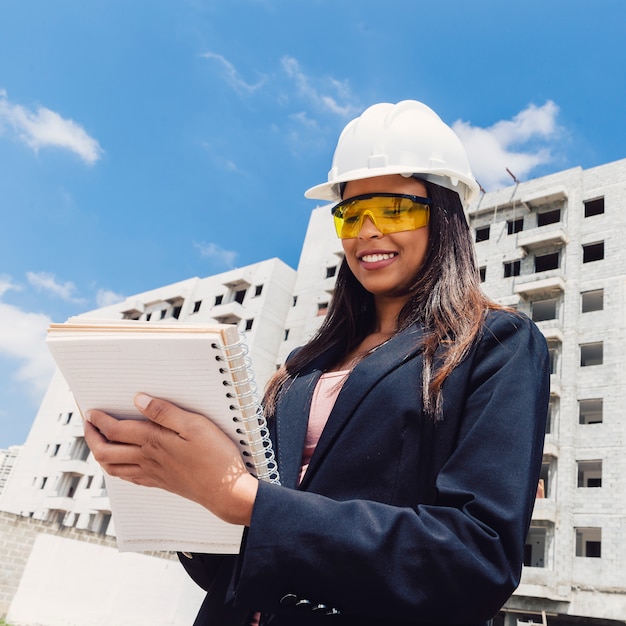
331, 193, 431, 239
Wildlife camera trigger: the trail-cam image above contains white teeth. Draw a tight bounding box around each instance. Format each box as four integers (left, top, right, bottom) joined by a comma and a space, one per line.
360, 253, 396, 263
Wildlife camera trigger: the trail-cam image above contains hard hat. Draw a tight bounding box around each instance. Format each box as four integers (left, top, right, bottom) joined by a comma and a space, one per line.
305, 100, 479, 208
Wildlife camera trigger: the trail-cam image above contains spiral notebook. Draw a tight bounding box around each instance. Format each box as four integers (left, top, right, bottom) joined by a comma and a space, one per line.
46, 318, 279, 554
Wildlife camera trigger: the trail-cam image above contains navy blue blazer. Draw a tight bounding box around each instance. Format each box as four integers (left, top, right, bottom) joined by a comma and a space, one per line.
182, 310, 550, 626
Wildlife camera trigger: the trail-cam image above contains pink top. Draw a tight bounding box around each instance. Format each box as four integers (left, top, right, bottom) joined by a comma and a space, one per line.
299, 369, 350, 484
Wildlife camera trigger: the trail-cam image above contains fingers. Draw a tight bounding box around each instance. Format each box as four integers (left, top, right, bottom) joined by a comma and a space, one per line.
84, 419, 166, 488
83, 395, 258, 525
83, 419, 142, 466
133, 393, 205, 440
86, 408, 152, 446
133, 393, 181, 429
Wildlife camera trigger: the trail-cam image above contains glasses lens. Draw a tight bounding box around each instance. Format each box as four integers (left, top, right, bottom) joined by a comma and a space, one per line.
333, 194, 430, 238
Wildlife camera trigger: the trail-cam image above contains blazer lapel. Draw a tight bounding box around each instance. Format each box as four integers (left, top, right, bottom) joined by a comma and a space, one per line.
273, 369, 319, 489
300, 324, 426, 488
273, 345, 343, 489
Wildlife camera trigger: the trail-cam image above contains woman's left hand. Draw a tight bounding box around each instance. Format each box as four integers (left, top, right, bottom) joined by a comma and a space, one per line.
83, 393, 258, 526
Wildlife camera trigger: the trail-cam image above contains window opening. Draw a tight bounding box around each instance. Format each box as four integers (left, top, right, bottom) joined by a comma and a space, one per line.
531, 298, 558, 322
545, 397, 557, 434
581, 289, 603, 313
254, 285, 263, 297
547, 343, 559, 375
507, 218, 524, 235
98, 513, 112, 535
71, 437, 91, 461
326, 266, 337, 278
479, 267, 486, 282
580, 342, 603, 366
534, 252, 559, 273
577, 460, 602, 488
582, 241, 604, 263
317, 302, 329, 316
538, 462, 550, 498
503, 260, 521, 278
193, 300, 202, 313
584, 197, 604, 217
245, 319, 254, 331
475, 225, 490, 242
234, 289, 247, 305
215, 295, 224, 306
537, 209, 561, 226
65, 475, 81, 498
579, 398, 603, 425
575, 527, 601, 557
524, 527, 547, 567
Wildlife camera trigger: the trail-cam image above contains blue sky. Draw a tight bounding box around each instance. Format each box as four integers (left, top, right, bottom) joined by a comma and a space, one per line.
1, 0, 625, 448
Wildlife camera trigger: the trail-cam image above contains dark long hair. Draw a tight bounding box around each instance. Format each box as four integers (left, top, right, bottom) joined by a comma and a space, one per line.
264, 181, 500, 419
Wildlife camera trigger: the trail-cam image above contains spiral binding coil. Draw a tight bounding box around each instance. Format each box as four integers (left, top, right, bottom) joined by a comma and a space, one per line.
213, 335, 280, 484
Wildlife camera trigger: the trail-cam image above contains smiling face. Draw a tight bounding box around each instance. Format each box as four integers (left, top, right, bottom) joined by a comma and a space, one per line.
341, 174, 430, 307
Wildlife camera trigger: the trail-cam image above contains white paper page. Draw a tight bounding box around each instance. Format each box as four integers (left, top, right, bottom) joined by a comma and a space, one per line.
47, 327, 250, 553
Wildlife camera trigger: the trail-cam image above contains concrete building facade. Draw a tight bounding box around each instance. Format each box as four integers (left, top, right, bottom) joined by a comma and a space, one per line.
1, 160, 626, 625
468, 160, 626, 625
0, 446, 20, 497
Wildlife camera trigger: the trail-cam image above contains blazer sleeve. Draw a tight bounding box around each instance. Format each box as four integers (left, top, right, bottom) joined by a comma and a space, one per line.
231, 313, 550, 623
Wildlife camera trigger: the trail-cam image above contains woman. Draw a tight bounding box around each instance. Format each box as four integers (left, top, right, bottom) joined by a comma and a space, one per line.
85, 101, 550, 626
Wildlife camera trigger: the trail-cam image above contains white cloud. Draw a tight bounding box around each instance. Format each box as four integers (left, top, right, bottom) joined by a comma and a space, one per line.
0, 274, 22, 298
199, 52, 359, 120
289, 111, 319, 130
281, 56, 359, 118
200, 52, 266, 94
96, 288, 125, 308
0, 90, 103, 164
0, 300, 55, 397
452, 101, 561, 190
26, 271, 85, 304
194, 241, 238, 268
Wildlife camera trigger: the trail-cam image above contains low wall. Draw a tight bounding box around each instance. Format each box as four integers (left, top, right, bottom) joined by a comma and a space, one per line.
0, 511, 120, 617
0, 511, 201, 625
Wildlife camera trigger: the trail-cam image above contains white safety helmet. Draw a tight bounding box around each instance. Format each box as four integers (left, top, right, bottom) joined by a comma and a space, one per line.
305, 100, 479, 208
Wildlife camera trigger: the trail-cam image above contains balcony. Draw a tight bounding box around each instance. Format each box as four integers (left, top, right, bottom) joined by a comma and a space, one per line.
44, 496, 75, 512
542, 441, 558, 458
536, 320, 564, 343
517, 225, 568, 251
89, 495, 112, 511
523, 185, 568, 207
532, 498, 556, 523
513, 273, 565, 298
61, 458, 90, 474
210, 300, 245, 322
68, 423, 85, 438
516, 571, 569, 601
223, 273, 253, 289
549, 375, 561, 396
323, 275, 338, 294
